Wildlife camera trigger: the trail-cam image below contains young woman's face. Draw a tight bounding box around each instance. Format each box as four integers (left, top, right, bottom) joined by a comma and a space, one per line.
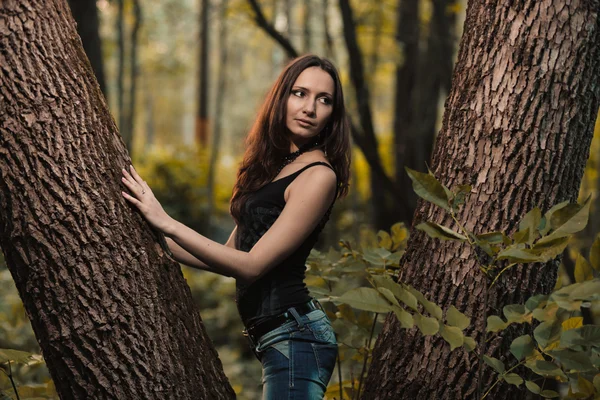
286, 66, 335, 145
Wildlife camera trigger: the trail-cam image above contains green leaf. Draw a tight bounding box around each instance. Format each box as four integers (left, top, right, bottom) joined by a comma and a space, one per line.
413, 314, 439, 335
486, 316, 508, 333
548, 349, 595, 372
513, 227, 530, 245
503, 373, 524, 386
378, 287, 401, 307
497, 247, 540, 263
553, 279, 600, 302
463, 336, 476, 352
405, 167, 450, 211
560, 326, 600, 348
525, 380, 541, 394
476, 232, 507, 245
589, 234, 600, 271
528, 360, 567, 379
362, 249, 387, 266
540, 390, 559, 398
482, 355, 505, 374
392, 306, 414, 329
518, 207, 542, 244
0, 348, 36, 365
538, 197, 591, 244
452, 184, 471, 209
371, 276, 418, 311
534, 321, 562, 348
446, 305, 470, 330
575, 376, 596, 397
404, 286, 443, 320
525, 294, 548, 312
416, 222, 467, 242
503, 304, 528, 323
529, 236, 571, 262
593, 374, 600, 394
510, 335, 535, 361
439, 325, 464, 350
335, 288, 394, 313
574, 253, 594, 283
539, 201, 570, 236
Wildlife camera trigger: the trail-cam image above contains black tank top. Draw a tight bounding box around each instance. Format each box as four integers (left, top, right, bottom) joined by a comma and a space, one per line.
235, 161, 337, 327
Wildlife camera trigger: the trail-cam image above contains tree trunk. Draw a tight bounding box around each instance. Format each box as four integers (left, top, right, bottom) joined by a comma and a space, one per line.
207, 0, 229, 231
66, 0, 107, 97
392, 0, 420, 224
394, 0, 457, 225
303, 0, 310, 52
363, 1, 600, 399
123, 0, 141, 160
0, 1, 235, 398
322, 0, 334, 60
196, 0, 210, 147
117, 0, 126, 146
338, 0, 405, 229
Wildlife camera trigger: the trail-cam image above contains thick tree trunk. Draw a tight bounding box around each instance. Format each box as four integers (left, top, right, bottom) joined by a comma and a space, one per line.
363, 1, 600, 399
66, 0, 107, 97
0, 1, 235, 398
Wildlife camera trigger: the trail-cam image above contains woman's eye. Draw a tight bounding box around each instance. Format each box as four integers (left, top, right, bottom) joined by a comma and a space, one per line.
292, 90, 304, 97
319, 97, 332, 105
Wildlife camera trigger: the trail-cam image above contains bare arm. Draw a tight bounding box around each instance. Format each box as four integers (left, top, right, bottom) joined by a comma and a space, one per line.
164, 166, 337, 285
166, 226, 238, 275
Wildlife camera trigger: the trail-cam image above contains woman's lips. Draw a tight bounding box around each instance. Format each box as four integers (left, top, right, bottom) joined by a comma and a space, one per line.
296, 118, 315, 127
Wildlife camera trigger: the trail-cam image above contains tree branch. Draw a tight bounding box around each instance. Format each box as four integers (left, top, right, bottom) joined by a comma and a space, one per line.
246, 0, 298, 59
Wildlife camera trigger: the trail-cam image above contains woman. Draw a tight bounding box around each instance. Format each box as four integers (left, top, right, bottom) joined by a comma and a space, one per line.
121, 54, 351, 399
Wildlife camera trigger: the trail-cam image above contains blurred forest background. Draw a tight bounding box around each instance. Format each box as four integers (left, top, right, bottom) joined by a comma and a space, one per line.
1, 0, 599, 399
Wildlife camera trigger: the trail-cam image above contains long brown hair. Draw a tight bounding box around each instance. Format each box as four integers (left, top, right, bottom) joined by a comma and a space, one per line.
230, 54, 351, 224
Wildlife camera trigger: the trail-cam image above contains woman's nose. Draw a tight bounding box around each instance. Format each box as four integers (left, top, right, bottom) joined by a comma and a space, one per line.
302, 101, 316, 117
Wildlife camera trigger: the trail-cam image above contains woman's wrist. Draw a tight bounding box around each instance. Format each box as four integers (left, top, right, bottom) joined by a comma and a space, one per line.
162, 217, 178, 238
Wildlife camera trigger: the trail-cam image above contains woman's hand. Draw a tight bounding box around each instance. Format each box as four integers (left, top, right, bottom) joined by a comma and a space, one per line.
121, 165, 174, 234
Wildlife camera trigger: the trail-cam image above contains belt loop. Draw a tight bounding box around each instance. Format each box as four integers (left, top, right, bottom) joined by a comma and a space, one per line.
288, 307, 306, 330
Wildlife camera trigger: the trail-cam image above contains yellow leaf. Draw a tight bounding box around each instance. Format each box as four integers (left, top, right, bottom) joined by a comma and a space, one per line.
562, 317, 583, 331
543, 340, 561, 352
574, 253, 594, 282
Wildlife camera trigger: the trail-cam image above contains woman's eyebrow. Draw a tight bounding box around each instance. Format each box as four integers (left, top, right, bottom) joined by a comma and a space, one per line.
293, 85, 333, 97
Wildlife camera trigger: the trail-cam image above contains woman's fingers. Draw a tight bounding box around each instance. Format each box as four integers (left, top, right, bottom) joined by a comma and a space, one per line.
122, 191, 143, 207
129, 165, 146, 187
121, 175, 139, 195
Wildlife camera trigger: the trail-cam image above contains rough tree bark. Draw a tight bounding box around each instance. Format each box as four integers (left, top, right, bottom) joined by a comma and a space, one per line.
0, 1, 235, 398
363, 1, 600, 399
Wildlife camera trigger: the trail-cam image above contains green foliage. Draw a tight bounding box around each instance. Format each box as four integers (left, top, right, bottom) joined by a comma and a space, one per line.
309, 167, 600, 399
403, 167, 600, 399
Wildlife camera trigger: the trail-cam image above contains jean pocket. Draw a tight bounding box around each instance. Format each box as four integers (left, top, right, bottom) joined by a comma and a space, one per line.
311, 342, 338, 387
307, 318, 336, 344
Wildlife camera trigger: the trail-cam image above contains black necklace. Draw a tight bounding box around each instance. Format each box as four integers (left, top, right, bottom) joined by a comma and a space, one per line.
275, 139, 320, 176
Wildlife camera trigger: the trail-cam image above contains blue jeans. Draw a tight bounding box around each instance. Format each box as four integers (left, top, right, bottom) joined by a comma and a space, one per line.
250, 308, 338, 399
